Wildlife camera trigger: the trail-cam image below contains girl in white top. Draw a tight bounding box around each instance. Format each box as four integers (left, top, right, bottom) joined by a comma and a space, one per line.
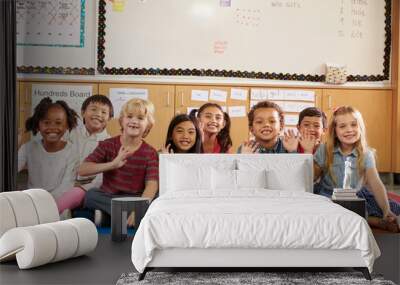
56, 95, 113, 215
18, 97, 79, 200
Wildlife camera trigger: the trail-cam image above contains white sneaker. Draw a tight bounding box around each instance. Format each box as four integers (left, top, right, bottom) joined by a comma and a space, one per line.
94, 210, 103, 226
60, 209, 72, 220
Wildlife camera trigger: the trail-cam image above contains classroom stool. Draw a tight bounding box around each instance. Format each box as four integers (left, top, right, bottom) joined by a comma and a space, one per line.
111, 197, 150, 242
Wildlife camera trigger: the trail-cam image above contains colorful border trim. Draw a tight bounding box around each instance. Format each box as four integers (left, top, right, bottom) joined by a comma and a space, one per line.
17, 66, 95, 75
97, 0, 391, 82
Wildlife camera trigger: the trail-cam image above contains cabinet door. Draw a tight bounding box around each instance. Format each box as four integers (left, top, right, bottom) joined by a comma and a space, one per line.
18, 81, 99, 145
322, 89, 392, 172
99, 83, 175, 150
175, 85, 250, 152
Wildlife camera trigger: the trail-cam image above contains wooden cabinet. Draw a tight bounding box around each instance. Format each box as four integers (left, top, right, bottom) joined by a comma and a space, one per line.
321, 89, 392, 172
99, 83, 175, 150
175, 85, 250, 152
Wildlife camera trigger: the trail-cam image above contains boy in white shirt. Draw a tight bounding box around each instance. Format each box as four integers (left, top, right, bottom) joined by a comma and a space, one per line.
56, 95, 114, 216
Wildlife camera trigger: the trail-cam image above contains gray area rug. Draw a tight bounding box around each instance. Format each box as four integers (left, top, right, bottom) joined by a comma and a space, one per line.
116, 271, 395, 285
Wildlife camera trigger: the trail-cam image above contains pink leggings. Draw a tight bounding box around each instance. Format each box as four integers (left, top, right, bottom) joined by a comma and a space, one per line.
56, 187, 86, 214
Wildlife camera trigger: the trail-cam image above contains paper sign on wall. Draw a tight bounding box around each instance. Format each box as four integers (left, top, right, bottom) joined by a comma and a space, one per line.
250, 89, 265, 100
230, 88, 247, 101
112, 0, 126, 12
266, 89, 281, 100
279, 89, 315, 101
109, 88, 149, 116
272, 101, 315, 113
251, 88, 315, 102
284, 114, 299, 126
209, 89, 227, 102
191, 90, 209, 102
228, 106, 246, 118
31, 84, 92, 120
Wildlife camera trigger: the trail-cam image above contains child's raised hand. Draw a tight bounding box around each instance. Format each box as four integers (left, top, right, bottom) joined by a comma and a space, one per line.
299, 129, 317, 154
283, 129, 299, 153
112, 146, 132, 169
160, 144, 174, 154
240, 140, 259, 154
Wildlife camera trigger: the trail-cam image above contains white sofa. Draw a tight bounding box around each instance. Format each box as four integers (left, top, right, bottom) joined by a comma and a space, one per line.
0, 189, 98, 269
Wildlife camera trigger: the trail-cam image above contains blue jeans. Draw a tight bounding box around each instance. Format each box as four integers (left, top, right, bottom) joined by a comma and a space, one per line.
356, 187, 400, 218
84, 187, 140, 215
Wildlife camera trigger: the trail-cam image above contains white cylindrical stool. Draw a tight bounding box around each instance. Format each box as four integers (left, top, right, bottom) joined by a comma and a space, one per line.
111, 197, 150, 242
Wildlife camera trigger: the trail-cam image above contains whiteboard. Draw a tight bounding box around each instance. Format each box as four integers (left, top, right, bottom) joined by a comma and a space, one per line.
17, 0, 96, 75
99, 0, 390, 81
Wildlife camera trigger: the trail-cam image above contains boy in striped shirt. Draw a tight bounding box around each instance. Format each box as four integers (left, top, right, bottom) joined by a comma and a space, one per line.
79, 99, 158, 226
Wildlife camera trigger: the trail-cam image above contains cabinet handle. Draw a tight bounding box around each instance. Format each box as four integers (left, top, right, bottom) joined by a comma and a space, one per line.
166, 91, 170, 107
328, 95, 332, 110
180, 91, 184, 107
25, 87, 28, 106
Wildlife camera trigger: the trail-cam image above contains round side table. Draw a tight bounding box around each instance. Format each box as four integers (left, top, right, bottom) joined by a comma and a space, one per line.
111, 197, 150, 242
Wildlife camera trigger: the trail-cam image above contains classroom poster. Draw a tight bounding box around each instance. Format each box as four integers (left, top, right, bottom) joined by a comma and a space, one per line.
16, 0, 85, 47
109, 88, 149, 116
31, 84, 92, 118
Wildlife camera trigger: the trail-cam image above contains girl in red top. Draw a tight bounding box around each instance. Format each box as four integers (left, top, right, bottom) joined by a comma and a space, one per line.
189, 103, 232, 153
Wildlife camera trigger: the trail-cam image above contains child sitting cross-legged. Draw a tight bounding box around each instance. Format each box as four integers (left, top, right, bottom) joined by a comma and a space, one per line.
78, 99, 159, 227
18, 97, 79, 200
314, 106, 400, 232
237, 100, 298, 153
